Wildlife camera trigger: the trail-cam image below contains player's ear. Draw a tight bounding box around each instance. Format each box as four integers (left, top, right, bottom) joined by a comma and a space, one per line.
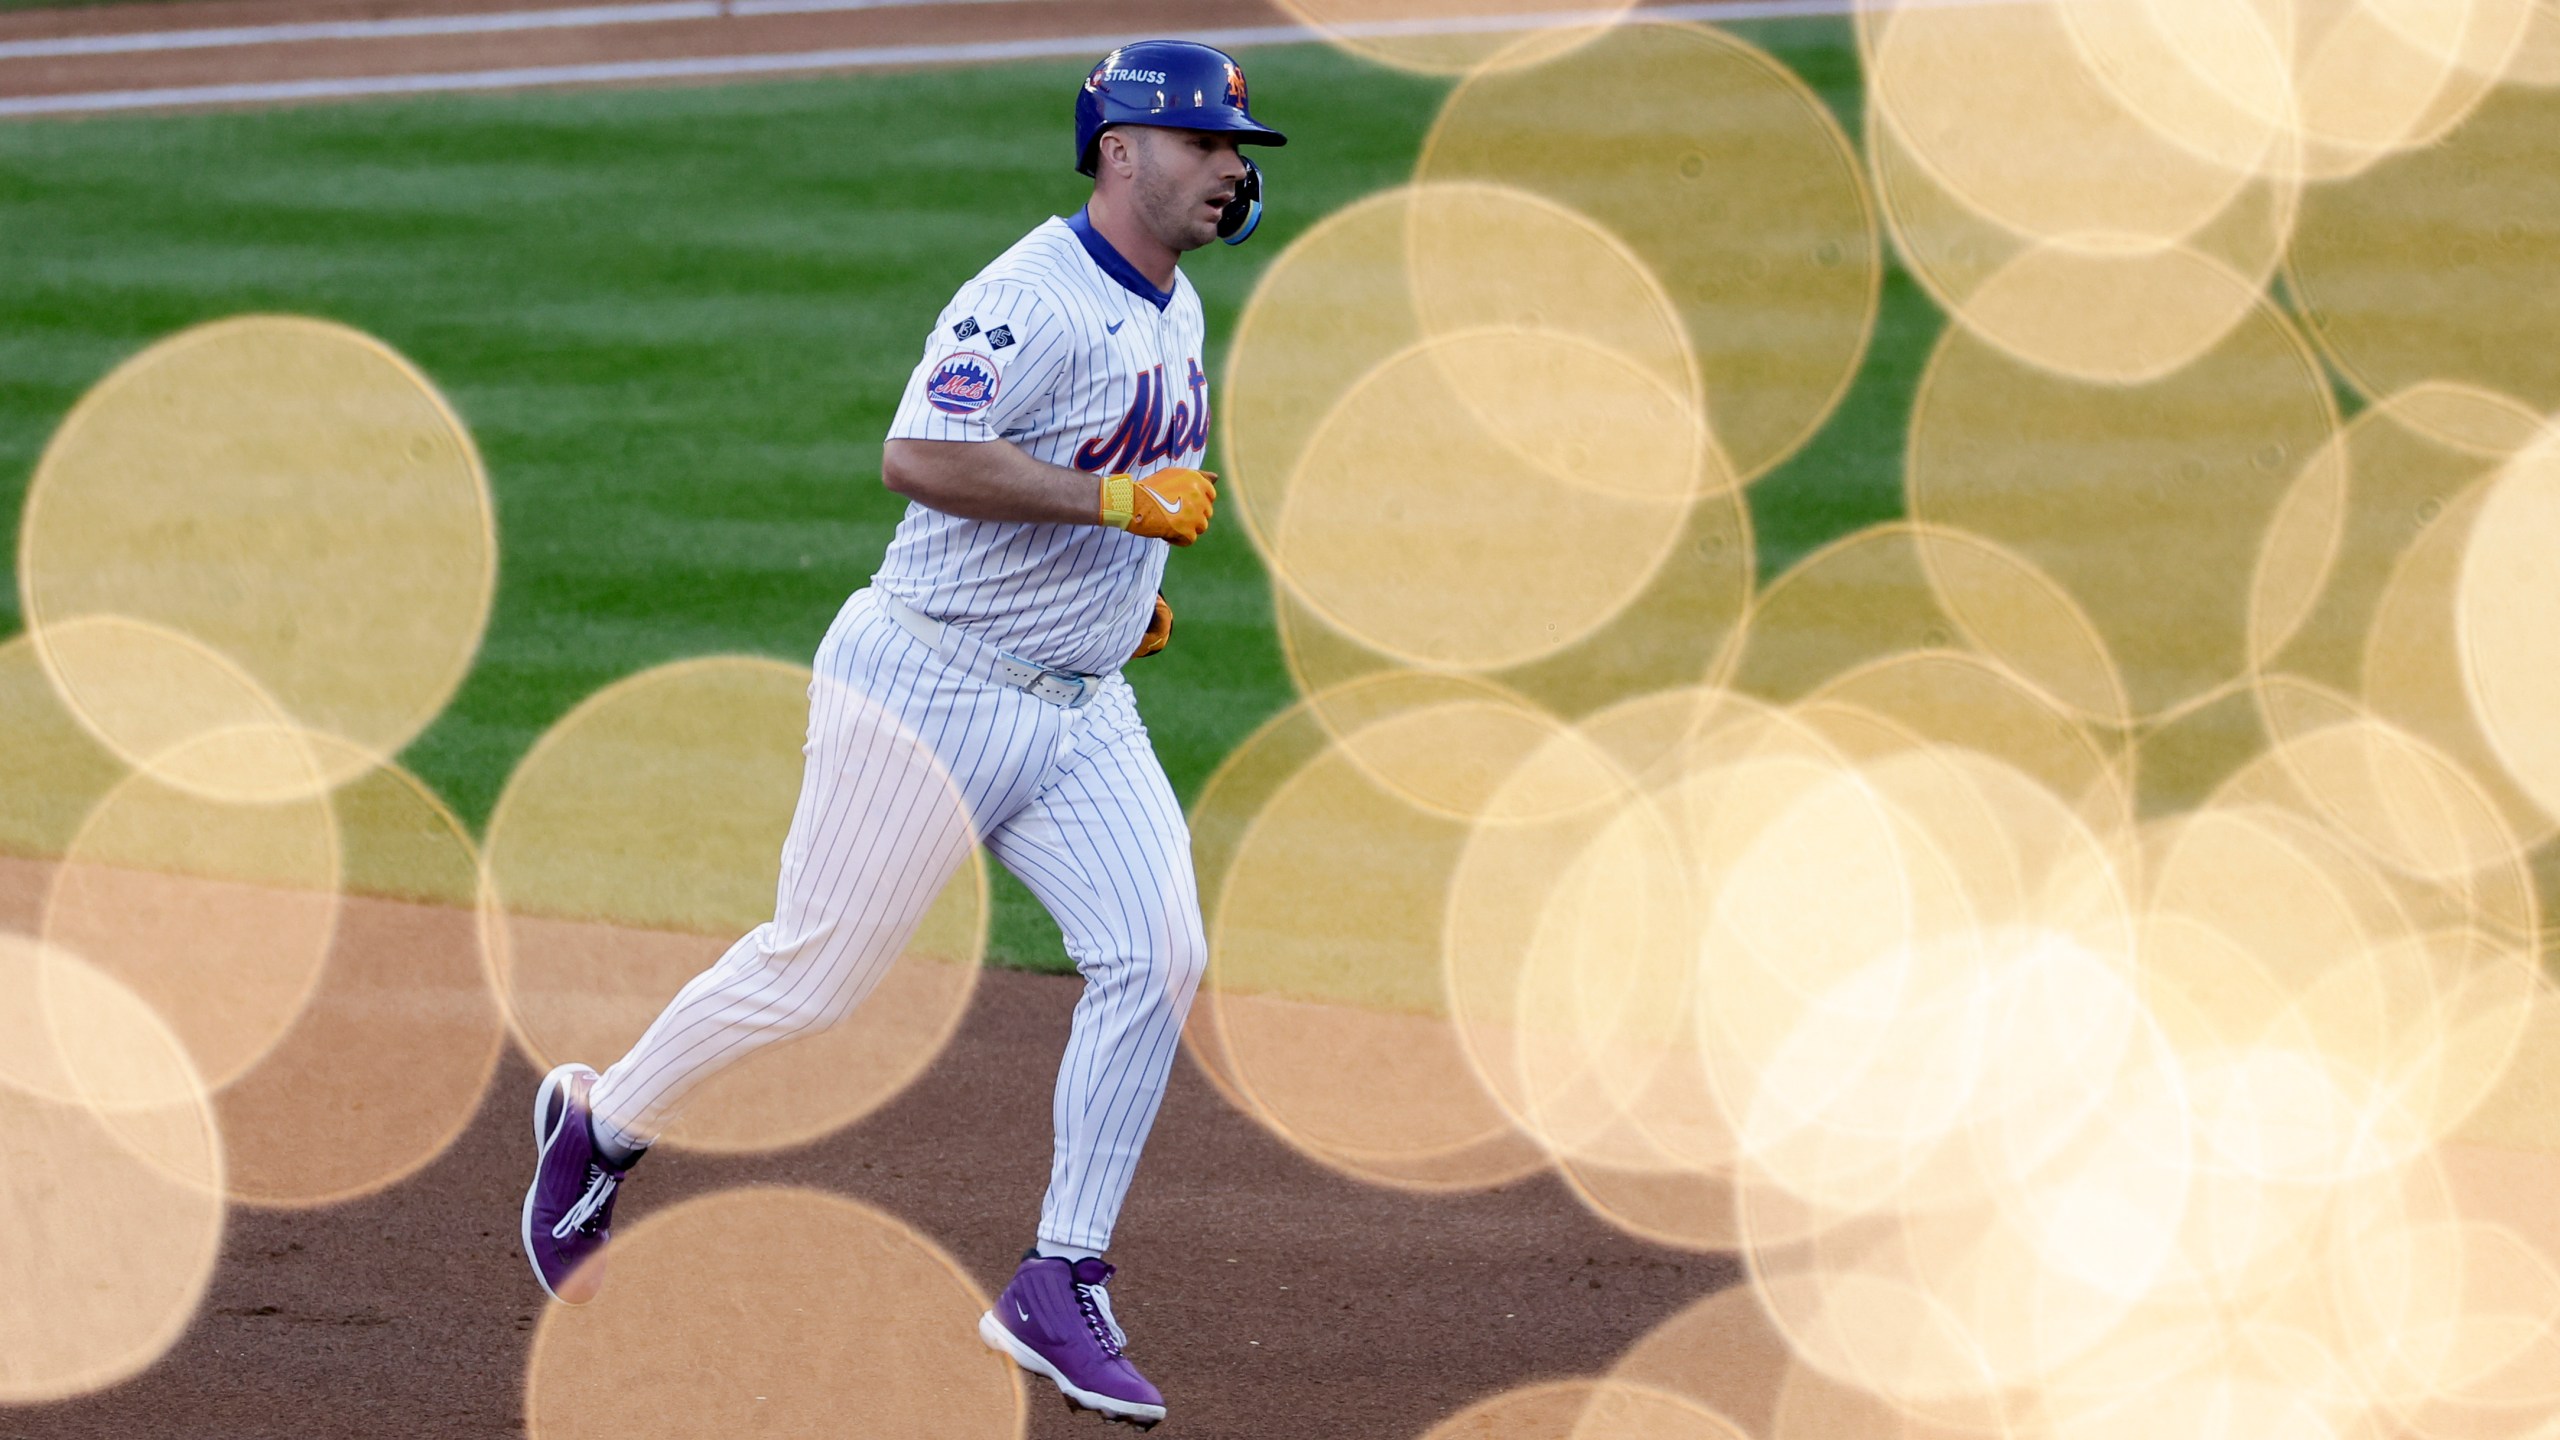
1099, 129, 1138, 180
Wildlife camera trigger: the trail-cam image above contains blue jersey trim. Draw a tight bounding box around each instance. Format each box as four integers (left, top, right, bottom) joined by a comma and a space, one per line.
1066, 208, 1174, 312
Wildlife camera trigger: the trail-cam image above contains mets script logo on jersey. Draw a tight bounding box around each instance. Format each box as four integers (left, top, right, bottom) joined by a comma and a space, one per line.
1074, 359, 1210, 474
926, 352, 1001, 415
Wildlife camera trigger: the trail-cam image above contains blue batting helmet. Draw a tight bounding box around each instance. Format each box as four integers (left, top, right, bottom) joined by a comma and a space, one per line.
1075, 41, 1287, 179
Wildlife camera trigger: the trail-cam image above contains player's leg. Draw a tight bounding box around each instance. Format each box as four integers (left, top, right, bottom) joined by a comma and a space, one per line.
523, 593, 1055, 1302
587, 595, 1066, 1145
992, 678, 1205, 1252
583, 656, 991, 1153
975, 675, 1204, 1425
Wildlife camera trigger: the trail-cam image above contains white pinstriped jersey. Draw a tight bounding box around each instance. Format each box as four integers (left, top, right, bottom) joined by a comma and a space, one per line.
879, 210, 1212, 676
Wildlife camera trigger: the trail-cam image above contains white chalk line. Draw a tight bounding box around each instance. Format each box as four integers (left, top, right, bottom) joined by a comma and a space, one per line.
0, 0, 1048, 61
0, 0, 1866, 117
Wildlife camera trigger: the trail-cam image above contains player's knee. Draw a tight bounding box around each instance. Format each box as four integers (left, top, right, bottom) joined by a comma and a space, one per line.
1155, 915, 1208, 1009
1069, 895, 1206, 1012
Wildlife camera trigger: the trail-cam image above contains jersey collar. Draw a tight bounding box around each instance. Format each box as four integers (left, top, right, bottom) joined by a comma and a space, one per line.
1066, 208, 1175, 312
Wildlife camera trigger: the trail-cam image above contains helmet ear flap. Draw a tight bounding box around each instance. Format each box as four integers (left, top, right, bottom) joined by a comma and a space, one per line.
1218, 158, 1264, 246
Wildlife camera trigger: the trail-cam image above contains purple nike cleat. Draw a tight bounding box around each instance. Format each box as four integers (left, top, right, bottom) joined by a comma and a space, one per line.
978, 1254, 1166, 1428
520, 1063, 630, 1305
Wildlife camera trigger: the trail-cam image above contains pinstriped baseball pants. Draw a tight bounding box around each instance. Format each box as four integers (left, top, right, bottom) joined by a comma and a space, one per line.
587, 588, 1208, 1253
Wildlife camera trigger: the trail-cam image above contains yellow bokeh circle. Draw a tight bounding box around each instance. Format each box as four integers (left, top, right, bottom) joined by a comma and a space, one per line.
2291, 82, 2560, 411
1267, 332, 1698, 674
1265, 3, 1636, 77
220, 745, 506, 1207
1418, 21, 1879, 483
1907, 292, 2339, 721
0, 935, 224, 1405
1195, 697, 1549, 1192
525, 1186, 1023, 1439
18, 315, 495, 802
44, 728, 343, 1093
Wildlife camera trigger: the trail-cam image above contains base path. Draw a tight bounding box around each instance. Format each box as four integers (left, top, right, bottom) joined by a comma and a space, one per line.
0, 0, 1853, 117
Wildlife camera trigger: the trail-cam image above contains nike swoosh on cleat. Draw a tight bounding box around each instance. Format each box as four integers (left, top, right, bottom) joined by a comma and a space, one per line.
1134, 482, 1182, 515
1106, 320, 1126, 335
1017, 1300, 1033, 1323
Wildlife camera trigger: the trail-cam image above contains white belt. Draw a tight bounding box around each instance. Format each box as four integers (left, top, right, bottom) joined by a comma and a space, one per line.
874, 590, 1096, 709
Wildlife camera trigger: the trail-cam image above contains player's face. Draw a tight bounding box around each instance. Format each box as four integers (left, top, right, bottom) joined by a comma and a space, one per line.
1128, 128, 1249, 254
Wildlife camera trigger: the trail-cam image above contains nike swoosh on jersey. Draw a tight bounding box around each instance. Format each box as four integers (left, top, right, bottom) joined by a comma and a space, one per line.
1135, 482, 1183, 515
1106, 319, 1126, 335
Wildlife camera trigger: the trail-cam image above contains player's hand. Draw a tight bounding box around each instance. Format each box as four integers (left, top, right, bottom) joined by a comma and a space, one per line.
1099, 468, 1217, 546
1131, 592, 1173, 661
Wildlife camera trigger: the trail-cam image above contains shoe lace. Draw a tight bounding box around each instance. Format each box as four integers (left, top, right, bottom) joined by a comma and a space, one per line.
1073, 1280, 1127, 1357
551, 1163, 621, 1241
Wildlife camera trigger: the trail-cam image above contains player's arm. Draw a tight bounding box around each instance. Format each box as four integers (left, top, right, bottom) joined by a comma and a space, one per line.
881, 438, 1097, 524
882, 438, 1217, 545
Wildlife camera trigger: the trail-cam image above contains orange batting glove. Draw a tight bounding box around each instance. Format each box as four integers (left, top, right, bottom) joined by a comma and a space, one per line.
1099, 468, 1217, 546
1131, 592, 1174, 661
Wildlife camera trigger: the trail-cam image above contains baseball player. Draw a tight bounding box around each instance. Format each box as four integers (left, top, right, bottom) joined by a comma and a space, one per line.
520, 40, 1283, 1429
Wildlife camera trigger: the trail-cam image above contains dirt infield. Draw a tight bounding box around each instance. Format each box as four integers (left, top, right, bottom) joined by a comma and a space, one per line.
0, 843, 1736, 1436
4, 961, 1737, 1439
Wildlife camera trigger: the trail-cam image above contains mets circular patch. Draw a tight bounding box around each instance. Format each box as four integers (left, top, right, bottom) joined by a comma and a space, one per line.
925, 352, 1001, 415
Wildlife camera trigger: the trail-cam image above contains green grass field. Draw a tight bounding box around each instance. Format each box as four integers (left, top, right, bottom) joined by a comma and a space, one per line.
0, 21, 1933, 969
